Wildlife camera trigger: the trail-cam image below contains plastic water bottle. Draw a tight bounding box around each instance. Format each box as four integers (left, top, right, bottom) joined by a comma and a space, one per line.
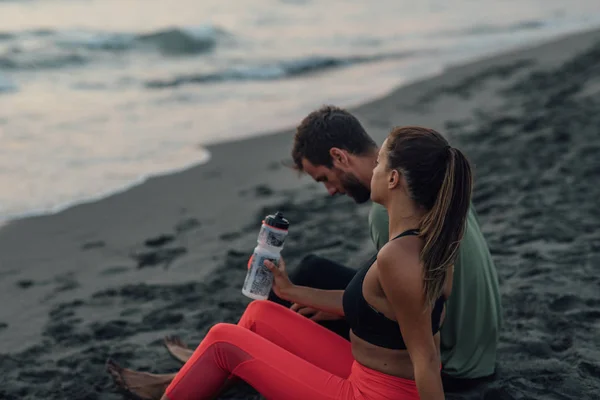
242, 211, 290, 300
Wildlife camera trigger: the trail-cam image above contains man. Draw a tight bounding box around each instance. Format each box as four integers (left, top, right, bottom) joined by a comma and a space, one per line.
273, 104, 503, 392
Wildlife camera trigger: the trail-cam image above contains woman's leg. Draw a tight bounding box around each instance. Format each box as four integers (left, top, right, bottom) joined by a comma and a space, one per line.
237, 300, 353, 378
107, 301, 353, 399
161, 301, 354, 377
165, 255, 358, 365
162, 323, 356, 400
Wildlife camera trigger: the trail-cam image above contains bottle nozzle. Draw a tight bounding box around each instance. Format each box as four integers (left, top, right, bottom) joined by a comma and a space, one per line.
265, 211, 289, 230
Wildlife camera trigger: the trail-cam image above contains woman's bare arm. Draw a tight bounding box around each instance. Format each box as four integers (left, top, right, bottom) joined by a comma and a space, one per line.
265, 258, 345, 316
377, 242, 445, 400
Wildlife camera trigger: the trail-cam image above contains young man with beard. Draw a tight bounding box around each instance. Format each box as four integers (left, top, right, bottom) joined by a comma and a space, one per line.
273, 105, 503, 392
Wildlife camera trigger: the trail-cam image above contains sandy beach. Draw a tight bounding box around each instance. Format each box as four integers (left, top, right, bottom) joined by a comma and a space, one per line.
1, 27, 600, 399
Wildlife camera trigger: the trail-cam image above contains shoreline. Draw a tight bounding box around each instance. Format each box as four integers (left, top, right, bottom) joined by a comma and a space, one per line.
2, 25, 600, 227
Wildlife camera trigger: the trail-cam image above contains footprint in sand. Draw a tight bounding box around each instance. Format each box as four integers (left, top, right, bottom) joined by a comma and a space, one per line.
578, 361, 600, 378
550, 335, 573, 352
132, 247, 188, 269
239, 184, 275, 198
144, 234, 175, 248
253, 184, 274, 197
127, 233, 189, 269
16, 279, 34, 289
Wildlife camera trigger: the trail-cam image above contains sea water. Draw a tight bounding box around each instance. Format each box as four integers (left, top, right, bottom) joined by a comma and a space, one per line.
1, 0, 599, 222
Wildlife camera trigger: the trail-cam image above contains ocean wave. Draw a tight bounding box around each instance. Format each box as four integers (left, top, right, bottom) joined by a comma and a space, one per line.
54, 24, 224, 55
0, 24, 225, 71
0, 52, 87, 70
145, 51, 416, 88
437, 20, 545, 37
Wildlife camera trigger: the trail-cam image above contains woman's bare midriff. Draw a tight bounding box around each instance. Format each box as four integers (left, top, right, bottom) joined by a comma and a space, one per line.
348, 258, 450, 379
350, 330, 441, 379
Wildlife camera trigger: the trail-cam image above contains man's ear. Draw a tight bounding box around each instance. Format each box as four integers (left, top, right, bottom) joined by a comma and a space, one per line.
329, 147, 350, 168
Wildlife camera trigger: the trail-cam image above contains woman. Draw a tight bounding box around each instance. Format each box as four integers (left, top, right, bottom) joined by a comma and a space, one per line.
107, 126, 473, 400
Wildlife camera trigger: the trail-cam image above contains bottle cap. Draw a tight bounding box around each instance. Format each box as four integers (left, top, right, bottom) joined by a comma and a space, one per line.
264, 211, 289, 230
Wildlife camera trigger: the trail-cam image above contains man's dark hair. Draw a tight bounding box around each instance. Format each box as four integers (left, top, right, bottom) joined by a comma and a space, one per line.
291, 105, 377, 171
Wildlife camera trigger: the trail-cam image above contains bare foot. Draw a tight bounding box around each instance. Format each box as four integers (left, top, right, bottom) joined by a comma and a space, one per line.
106, 359, 176, 400
164, 335, 194, 364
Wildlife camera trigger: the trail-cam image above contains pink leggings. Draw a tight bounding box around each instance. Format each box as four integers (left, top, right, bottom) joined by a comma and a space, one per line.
164, 300, 419, 400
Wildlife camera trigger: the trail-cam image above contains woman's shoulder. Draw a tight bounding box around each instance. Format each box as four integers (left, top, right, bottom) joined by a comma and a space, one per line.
376, 238, 427, 308
377, 238, 422, 281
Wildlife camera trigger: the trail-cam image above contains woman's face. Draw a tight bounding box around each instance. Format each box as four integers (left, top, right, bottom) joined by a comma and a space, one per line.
370, 139, 391, 204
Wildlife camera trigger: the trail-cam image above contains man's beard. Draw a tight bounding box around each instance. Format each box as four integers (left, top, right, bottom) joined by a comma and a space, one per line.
340, 172, 371, 204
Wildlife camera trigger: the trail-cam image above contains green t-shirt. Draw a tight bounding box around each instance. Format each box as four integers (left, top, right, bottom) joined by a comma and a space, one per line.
368, 202, 502, 379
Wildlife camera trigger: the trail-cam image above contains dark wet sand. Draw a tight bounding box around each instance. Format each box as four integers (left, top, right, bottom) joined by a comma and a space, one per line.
1, 27, 600, 399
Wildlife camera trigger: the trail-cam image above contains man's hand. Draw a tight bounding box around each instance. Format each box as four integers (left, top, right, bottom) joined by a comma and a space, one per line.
290, 303, 342, 322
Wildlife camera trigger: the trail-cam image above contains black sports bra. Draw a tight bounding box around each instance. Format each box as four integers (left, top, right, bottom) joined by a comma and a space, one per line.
342, 229, 446, 350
